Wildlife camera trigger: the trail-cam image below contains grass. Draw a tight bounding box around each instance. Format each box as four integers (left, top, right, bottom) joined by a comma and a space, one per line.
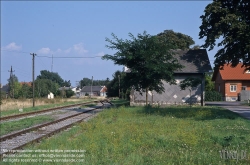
0, 115, 54, 136
80, 104, 97, 108
2, 105, 250, 165
110, 99, 130, 107
0, 98, 97, 117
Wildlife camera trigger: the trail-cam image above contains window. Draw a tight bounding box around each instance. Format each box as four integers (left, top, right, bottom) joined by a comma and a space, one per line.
230, 84, 237, 92
246, 70, 250, 73
242, 86, 247, 90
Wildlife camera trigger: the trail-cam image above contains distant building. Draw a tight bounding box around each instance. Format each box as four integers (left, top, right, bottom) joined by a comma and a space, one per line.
80, 86, 107, 97
48, 92, 54, 99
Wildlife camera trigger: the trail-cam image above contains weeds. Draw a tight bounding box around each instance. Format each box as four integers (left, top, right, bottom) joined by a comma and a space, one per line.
2, 106, 250, 165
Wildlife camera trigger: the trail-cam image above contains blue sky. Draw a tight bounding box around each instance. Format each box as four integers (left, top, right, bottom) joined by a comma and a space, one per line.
1, 1, 216, 86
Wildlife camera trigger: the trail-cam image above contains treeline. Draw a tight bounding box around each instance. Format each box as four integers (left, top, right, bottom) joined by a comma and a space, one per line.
2, 70, 74, 99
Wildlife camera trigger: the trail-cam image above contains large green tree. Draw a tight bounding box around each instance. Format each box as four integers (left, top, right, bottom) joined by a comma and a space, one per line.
106, 70, 129, 98
35, 79, 60, 97
157, 30, 195, 49
79, 78, 109, 88
8, 75, 22, 98
199, 0, 250, 68
36, 70, 71, 87
102, 31, 183, 104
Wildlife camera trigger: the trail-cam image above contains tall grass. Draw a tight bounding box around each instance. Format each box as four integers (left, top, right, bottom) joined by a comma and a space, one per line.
2, 106, 250, 165
0, 98, 99, 117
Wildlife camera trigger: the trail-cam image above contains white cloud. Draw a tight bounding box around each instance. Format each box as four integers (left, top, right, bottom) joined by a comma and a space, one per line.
37, 47, 51, 54
3, 42, 22, 51
73, 43, 88, 54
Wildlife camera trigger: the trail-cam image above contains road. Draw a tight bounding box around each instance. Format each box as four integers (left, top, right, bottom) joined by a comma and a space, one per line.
205, 101, 250, 120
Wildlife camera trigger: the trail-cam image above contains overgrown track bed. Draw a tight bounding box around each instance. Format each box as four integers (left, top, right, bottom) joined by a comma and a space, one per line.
0, 101, 112, 157
0, 99, 108, 122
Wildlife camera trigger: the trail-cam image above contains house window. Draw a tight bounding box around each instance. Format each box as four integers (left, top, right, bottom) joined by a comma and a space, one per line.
242, 86, 247, 90
230, 84, 237, 92
246, 70, 250, 73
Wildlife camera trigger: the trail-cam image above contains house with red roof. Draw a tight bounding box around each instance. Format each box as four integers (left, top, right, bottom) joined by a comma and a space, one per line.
212, 63, 250, 101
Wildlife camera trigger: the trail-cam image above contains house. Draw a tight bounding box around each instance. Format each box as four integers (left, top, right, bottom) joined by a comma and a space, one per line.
1, 84, 9, 98
58, 86, 81, 97
130, 49, 212, 106
80, 86, 107, 97
48, 92, 54, 99
212, 63, 250, 101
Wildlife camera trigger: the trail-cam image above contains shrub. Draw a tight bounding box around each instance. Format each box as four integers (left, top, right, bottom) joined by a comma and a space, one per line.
205, 91, 222, 101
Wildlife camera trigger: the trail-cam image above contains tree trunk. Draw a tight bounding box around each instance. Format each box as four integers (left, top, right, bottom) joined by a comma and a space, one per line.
146, 88, 148, 105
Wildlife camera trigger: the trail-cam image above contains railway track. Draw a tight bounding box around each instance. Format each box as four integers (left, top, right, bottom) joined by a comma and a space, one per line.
0, 99, 110, 122
0, 100, 112, 157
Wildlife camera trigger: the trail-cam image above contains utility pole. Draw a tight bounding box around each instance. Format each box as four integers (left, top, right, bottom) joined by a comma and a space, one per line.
8, 66, 15, 98
118, 75, 120, 98
51, 54, 53, 72
30, 53, 36, 107
90, 76, 93, 98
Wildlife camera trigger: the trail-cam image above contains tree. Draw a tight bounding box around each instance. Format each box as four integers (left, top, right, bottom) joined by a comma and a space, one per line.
102, 31, 183, 104
106, 70, 129, 98
205, 74, 215, 91
157, 30, 195, 49
8, 74, 21, 98
36, 70, 71, 87
35, 79, 60, 97
199, 0, 250, 68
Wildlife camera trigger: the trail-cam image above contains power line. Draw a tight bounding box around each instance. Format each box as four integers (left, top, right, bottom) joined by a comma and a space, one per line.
36, 55, 103, 58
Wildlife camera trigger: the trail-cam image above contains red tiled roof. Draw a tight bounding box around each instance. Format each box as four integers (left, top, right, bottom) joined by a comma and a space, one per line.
218, 63, 250, 80
20, 82, 32, 86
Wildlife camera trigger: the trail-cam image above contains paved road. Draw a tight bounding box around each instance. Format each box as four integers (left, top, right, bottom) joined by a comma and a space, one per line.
205, 101, 250, 120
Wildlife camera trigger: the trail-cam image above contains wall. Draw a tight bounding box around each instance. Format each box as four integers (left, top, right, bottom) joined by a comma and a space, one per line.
130, 74, 204, 106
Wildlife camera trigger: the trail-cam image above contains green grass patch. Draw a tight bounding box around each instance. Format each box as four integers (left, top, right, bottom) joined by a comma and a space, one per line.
2, 106, 250, 165
0, 99, 95, 117
110, 99, 130, 107
80, 104, 97, 108
0, 115, 54, 136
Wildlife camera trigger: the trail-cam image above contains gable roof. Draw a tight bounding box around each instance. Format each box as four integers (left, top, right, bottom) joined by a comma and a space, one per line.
173, 49, 212, 73
212, 63, 250, 81
80, 86, 105, 92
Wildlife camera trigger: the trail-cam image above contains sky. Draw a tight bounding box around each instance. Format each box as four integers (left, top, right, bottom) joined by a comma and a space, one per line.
1, 1, 217, 87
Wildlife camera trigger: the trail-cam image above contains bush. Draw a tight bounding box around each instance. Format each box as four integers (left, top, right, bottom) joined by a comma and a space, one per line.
205, 91, 222, 101
65, 89, 74, 98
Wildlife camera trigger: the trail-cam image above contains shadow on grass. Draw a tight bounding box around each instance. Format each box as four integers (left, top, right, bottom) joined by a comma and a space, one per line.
137, 105, 244, 121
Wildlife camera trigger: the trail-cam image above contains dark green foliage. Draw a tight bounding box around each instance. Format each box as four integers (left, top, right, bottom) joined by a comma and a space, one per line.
205, 73, 215, 91
36, 70, 71, 87
35, 79, 60, 97
79, 78, 109, 88
157, 30, 195, 49
179, 77, 202, 91
65, 89, 74, 98
106, 71, 129, 99
199, 0, 250, 68
19, 83, 32, 98
103, 31, 183, 104
205, 91, 222, 101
